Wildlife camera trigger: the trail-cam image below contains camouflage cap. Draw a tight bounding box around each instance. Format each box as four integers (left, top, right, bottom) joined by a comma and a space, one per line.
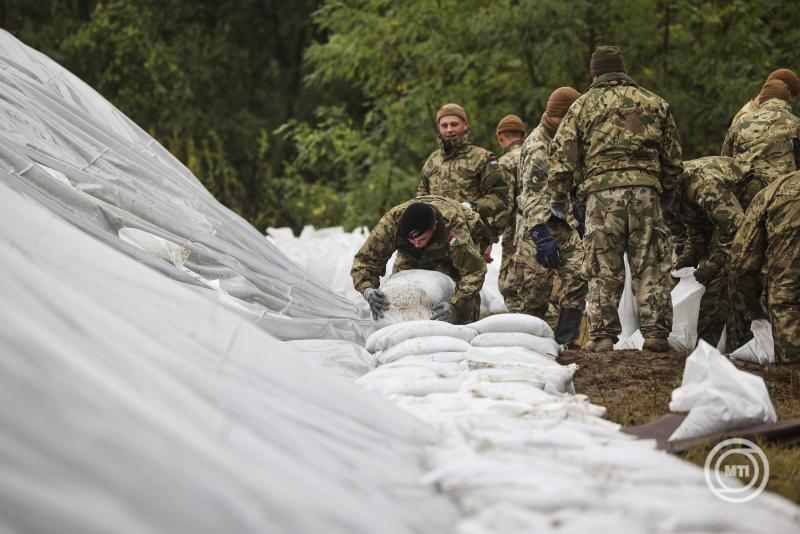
546, 87, 581, 118
496, 114, 526, 135
759, 79, 791, 103
398, 202, 436, 239
436, 103, 467, 123
767, 68, 800, 98
590, 45, 626, 76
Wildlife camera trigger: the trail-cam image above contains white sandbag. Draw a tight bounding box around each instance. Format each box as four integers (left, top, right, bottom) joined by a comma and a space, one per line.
730, 319, 776, 365
614, 329, 644, 350
382, 356, 468, 374
466, 346, 560, 368
668, 268, 705, 350
378, 336, 472, 365
356, 367, 463, 397
470, 332, 559, 358
285, 339, 374, 378
366, 321, 477, 354
479, 241, 507, 315
668, 341, 777, 441
467, 313, 554, 339
617, 253, 640, 338
379, 269, 456, 322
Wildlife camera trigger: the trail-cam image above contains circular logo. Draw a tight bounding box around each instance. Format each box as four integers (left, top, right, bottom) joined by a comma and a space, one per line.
704, 438, 769, 503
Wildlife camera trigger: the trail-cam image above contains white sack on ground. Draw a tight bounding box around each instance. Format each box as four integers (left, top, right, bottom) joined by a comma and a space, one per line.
668, 268, 705, 350
366, 321, 478, 353
468, 313, 554, 339
669, 341, 777, 441
378, 336, 472, 365
0, 182, 456, 534
0, 30, 373, 344
471, 332, 559, 359
731, 319, 776, 365
378, 269, 456, 323
480, 241, 507, 315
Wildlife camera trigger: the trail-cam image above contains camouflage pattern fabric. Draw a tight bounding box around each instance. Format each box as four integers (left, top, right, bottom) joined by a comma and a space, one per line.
418, 134, 510, 240
497, 140, 524, 311
514, 122, 587, 320
730, 172, 800, 363
674, 156, 748, 347
351, 195, 488, 324
728, 98, 800, 209
548, 72, 683, 202
583, 186, 673, 340
721, 98, 758, 157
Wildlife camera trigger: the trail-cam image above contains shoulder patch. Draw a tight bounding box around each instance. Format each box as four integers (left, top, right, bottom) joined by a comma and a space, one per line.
447, 234, 459, 247
694, 194, 704, 207
488, 155, 498, 167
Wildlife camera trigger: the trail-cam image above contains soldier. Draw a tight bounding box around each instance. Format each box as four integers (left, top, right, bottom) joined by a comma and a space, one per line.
351, 195, 489, 324
495, 114, 527, 312
727, 79, 800, 209
721, 68, 800, 157
548, 46, 683, 352
515, 87, 587, 345
730, 171, 800, 372
418, 103, 510, 242
673, 156, 746, 347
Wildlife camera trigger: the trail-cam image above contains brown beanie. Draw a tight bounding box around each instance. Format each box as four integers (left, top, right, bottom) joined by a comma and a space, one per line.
496, 114, 526, 135
436, 103, 467, 123
767, 68, 800, 99
759, 79, 791, 104
590, 45, 626, 76
546, 87, 581, 118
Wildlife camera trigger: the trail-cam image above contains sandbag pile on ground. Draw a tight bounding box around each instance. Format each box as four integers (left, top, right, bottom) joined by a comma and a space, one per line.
669, 340, 777, 441
356, 313, 800, 532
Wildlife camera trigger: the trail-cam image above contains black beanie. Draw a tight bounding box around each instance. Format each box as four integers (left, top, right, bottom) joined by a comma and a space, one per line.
590, 45, 626, 76
398, 202, 436, 239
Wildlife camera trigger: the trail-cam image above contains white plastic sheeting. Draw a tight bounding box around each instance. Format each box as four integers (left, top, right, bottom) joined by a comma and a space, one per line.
0, 29, 373, 344
359, 317, 800, 532
0, 181, 456, 534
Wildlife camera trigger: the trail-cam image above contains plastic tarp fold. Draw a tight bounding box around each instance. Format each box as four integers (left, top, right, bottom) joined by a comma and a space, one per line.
0, 29, 373, 344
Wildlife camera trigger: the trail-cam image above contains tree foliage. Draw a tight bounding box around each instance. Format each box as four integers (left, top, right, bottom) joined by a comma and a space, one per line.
4, 0, 800, 231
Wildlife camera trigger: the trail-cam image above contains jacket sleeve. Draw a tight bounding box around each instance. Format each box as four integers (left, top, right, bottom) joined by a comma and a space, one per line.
720, 129, 735, 157
659, 107, 684, 192
447, 221, 488, 321
417, 158, 432, 196
473, 154, 510, 239
700, 185, 744, 278
730, 189, 769, 314
547, 104, 582, 199
351, 213, 397, 294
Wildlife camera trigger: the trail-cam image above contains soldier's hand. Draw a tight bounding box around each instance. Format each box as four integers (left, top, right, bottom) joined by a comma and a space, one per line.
431, 301, 456, 323
364, 288, 390, 320
693, 265, 714, 286
529, 224, 562, 269
549, 196, 569, 220
483, 244, 493, 263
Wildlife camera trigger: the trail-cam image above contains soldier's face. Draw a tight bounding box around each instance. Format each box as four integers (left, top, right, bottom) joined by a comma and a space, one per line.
438, 116, 468, 140
408, 221, 437, 249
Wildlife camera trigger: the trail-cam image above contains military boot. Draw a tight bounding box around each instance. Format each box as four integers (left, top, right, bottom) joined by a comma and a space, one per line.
554, 307, 583, 346
643, 337, 671, 352
587, 337, 614, 352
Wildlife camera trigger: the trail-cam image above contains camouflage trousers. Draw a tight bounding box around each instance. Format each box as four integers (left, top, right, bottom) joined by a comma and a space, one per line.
583, 186, 672, 340
513, 219, 587, 321
499, 243, 523, 312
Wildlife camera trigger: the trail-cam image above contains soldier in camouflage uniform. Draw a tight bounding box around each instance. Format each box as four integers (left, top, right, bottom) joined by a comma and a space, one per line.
418, 103, 510, 243
731, 171, 800, 367
495, 114, 526, 312
726, 79, 800, 209
721, 68, 800, 157
673, 156, 748, 348
351, 195, 489, 324
548, 46, 683, 352
515, 87, 587, 345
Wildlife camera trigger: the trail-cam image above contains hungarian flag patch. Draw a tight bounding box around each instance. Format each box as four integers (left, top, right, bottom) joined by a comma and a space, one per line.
448, 234, 459, 246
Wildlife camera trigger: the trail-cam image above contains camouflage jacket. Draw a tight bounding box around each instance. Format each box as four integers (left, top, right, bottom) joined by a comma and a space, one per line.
721, 98, 758, 156
351, 195, 488, 321
676, 156, 743, 279
498, 139, 524, 253
730, 171, 800, 319
516, 122, 556, 245
418, 135, 510, 240
729, 98, 800, 186
547, 73, 683, 201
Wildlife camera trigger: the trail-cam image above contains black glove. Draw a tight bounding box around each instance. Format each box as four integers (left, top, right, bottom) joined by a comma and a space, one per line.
660, 189, 676, 213
693, 265, 715, 286
431, 301, 456, 323
673, 256, 697, 271
364, 288, 390, 320
529, 223, 562, 269
572, 201, 585, 238
549, 196, 569, 220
